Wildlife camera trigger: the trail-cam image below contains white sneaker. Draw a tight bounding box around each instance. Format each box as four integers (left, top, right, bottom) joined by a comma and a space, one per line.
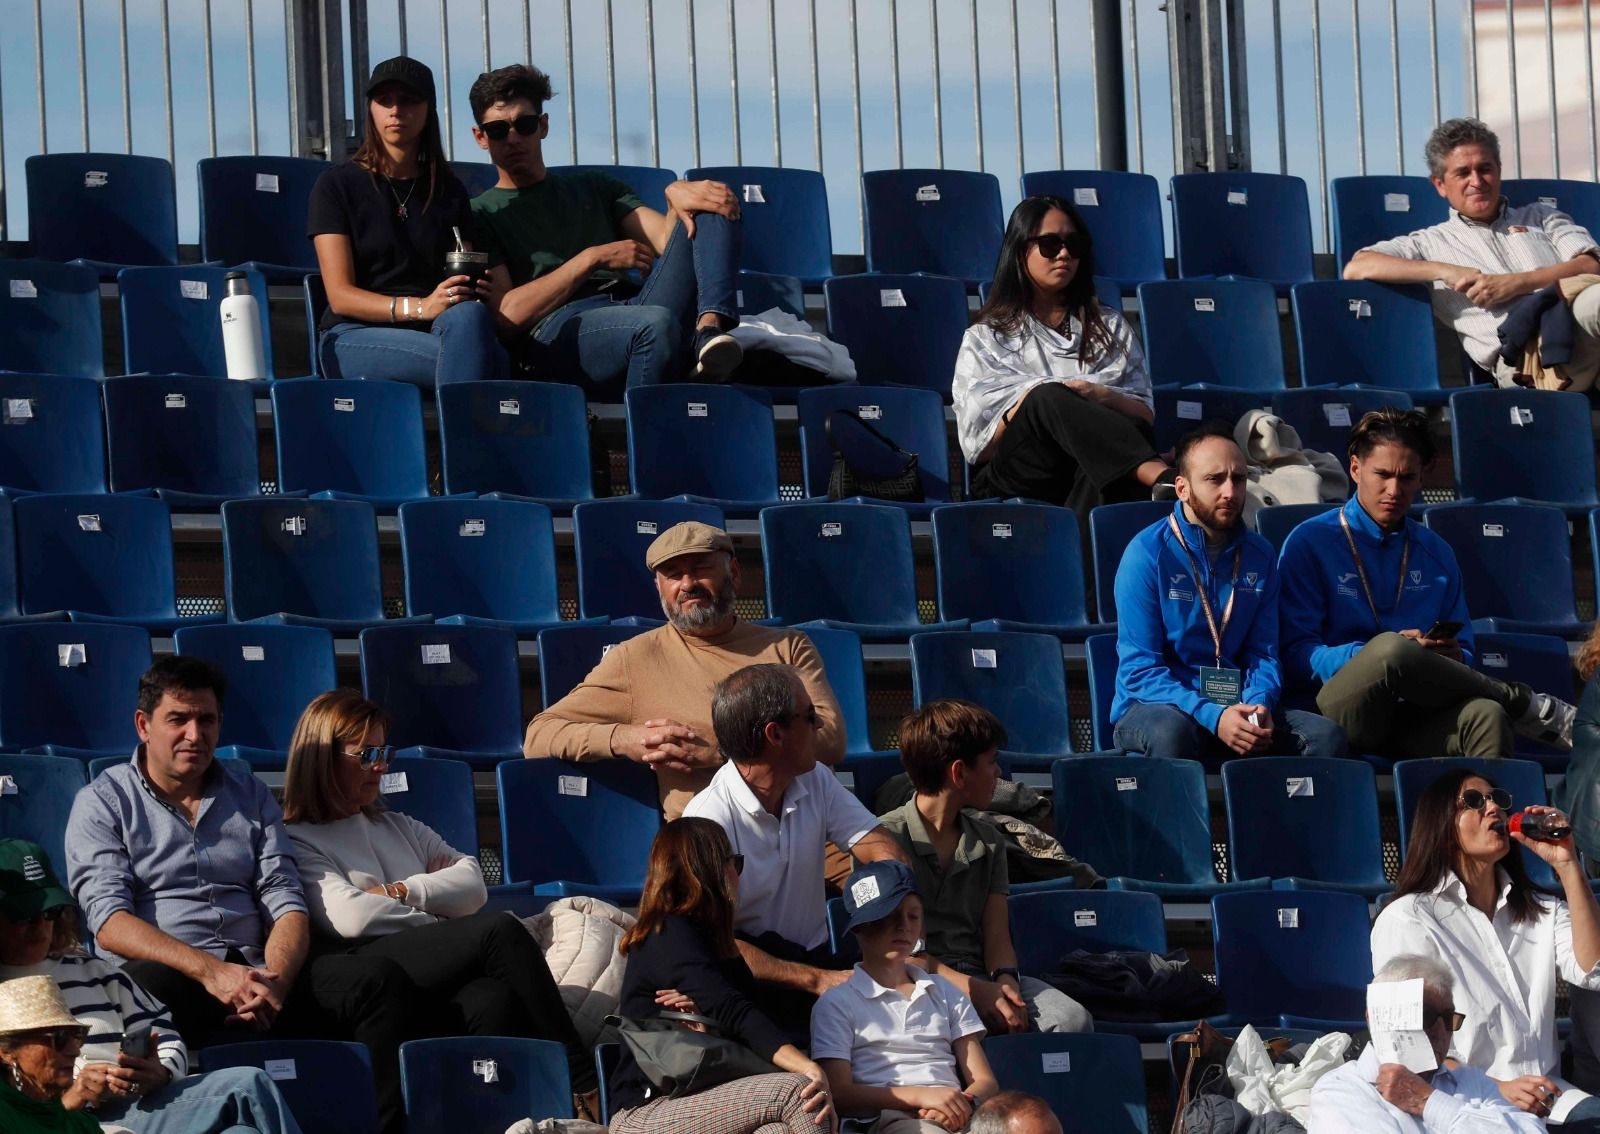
1515, 692, 1576, 752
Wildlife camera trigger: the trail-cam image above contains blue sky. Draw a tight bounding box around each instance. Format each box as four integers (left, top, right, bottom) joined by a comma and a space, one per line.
0, 0, 1481, 253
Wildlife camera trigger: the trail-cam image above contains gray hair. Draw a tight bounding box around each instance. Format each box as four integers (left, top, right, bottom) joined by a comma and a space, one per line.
971, 1091, 1057, 1134
711, 664, 801, 763
1374, 953, 1455, 998
1424, 118, 1501, 179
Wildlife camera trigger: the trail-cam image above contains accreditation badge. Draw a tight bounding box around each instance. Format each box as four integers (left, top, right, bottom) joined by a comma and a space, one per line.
1199, 666, 1243, 707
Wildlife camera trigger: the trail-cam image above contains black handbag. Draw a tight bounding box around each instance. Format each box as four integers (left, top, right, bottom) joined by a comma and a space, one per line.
606, 1012, 779, 1098
825, 409, 924, 503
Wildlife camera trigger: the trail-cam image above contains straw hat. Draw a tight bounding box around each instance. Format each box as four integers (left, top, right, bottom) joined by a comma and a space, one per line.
0, 976, 87, 1038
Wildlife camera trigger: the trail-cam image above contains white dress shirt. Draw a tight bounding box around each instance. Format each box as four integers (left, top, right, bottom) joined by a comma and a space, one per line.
1371, 867, 1600, 1085
810, 963, 985, 1089
1307, 1045, 1544, 1134
683, 762, 878, 950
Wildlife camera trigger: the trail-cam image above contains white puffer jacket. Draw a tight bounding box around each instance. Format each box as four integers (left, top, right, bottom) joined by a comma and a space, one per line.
521, 896, 635, 1047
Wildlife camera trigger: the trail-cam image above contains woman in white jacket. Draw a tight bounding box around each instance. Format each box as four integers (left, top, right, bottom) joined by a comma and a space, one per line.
282, 690, 597, 1109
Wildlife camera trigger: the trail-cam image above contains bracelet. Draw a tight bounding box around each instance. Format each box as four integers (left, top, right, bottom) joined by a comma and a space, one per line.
388, 295, 397, 323
989, 967, 1020, 984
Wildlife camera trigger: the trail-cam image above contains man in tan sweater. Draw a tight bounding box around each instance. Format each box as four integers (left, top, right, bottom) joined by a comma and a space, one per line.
523, 522, 846, 819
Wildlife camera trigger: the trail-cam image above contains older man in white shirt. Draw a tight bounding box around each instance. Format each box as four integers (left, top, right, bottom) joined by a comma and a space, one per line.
1309, 955, 1543, 1133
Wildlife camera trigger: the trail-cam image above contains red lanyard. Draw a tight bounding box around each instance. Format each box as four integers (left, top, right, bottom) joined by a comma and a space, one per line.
1167, 513, 1242, 668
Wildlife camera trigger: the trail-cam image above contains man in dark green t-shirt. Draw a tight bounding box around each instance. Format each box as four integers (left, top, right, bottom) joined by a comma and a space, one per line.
467, 63, 744, 389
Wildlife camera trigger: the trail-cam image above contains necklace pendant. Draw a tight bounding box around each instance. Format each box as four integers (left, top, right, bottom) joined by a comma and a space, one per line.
397, 203, 409, 220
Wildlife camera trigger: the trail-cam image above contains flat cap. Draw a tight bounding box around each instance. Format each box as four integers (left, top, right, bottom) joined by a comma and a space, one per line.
645, 521, 734, 571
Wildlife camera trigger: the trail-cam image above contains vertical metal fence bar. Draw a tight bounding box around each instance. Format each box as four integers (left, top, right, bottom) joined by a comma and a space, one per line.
727, 0, 739, 163
283, 0, 299, 155
204, 0, 218, 156
1505, 0, 1520, 176
647, 0, 660, 165
686, 0, 701, 166
564, 0, 577, 163
1127, 0, 1142, 172
1351, 0, 1365, 175
1010, 0, 1022, 180
0, 10, 8, 238
398, 0, 407, 58
34, 0, 47, 153
160, 0, 174, 164
1544, 0, 1559, 177
119, 0, 131, 152
76, 0, 88, 150
969, 0, 982, 169
246, 0, 259, 153
1272, 0, 1287, 172
606, 0, 618, 163
1049, 0, 1062, 168
441, 0, 455, 158
1587, 0, 1597, 181
890, 0, 904, 167
808, 0, 822, 169
850, 0, 864, 243
478, 0, 488, 70
521, 0, 530, 64
1311, 0, 1329, 250
930, 0, 943, 168
1428, 0, 1439, 134
1466, 0, 1478, 119
767, 0, 781, 165
1388, 0, 1401, 173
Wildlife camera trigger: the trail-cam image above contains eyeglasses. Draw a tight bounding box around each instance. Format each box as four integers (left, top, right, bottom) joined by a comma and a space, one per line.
1459, 788, 1512, 812
782, 706, 821, 728
728, 854, 745, 876
343, 744, 395, 768
18, 1027, 86, 1051
1028, 232, 1090, 261
22, 907, 67, 925
479, 114, 543, 141
1422, 1008, 1466, 1033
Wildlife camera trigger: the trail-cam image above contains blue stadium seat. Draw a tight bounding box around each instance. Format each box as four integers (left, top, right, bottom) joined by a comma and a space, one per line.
0, 754, 88, 885
625, 384, 785, 515
26, 153, 179, 275
448, 160, 501, 197
1138, 279, 1286, 391
1474, 632, 1578, 769
535, 623, 654, 707
1020, 170, 1166, 293
547, 164, 677, 213
983, 1033, 1148, 1134
1394, 757, 1555, 888
0, 374, 107, 495
932, 502, 1093, 640
303, 273, 328, 376
0, 260, 103, 378
1170, 172, 1315, 292
1089, 501, 1171, 624
0, 498, 46, 625
1449, 388, 1599, 516
221, 497, 427, 633
102, 375, 263, 508
1008, 890, 1167, 974
1290, 281, 1447, 403
571, 499, 725, 621
496, 758, 662, 903
13, 494, 222, 632
273, 378, 430, 511
1270, 387, 1415, 467
399, 498, 591, 635
801, 627, 887, 757
1254, 503, 1340, 553
796, 386, 951, 515
688, 166, 833, 284
204, 1040, 381, 1134
1211, 890, 1372, 1028
594, 1043, 621, 1125
379, 754, 480, 857
173, 624, 336, 755
118, 266, 280, 383
760, 502, 967, 641
824, 273, 969, 397
862, 168, 1004, 285
1502, 177, 1600, 236
736, 270, 806, 319
1424, 503, 1585, 639
1052, 755, 1270, 898
438, 381, 596, 506
1151, 386, 1272, 452
400, 1038, 571, 1131
359, 624, 523, 770
910, 631, 1073, 768
0, 623, 152, 756
1222, 757, 1388, 896
1330, 175, 1449, 268
1084, 632, 1118, 751
844, 750, 910, 813
198, 156, 329, 282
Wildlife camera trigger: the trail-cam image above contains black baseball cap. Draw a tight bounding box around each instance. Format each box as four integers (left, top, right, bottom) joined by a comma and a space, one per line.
0, 839, 72, 923
367, 56, 436, 104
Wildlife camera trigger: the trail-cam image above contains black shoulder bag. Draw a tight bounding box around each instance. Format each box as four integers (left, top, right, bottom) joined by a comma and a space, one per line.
824, 409, 923, 503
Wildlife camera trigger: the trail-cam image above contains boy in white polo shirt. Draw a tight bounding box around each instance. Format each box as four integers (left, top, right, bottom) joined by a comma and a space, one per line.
811, 861, 999, 1134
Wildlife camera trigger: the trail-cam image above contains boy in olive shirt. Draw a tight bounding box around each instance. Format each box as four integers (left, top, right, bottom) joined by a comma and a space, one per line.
878, 701, 1092, 1035
466, 63, 744, 388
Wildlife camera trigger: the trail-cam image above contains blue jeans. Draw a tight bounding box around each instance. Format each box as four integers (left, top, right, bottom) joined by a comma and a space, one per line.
320, 298, 510, 387
1557, 1094, 1600, 1131
93, 1066, 303, 1134
522, 212, 741, 390
1112, 702, 1349, 761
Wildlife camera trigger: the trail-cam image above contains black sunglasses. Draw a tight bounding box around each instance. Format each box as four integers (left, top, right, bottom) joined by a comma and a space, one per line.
1422, 1008, 1465, 1032
1459, 788, 1512, 811
782, 706, 820, 728
20, 1027, 87, 1051
479, 114, 543, 141
1028, 232, 1090, 261
344, 744, 395, 768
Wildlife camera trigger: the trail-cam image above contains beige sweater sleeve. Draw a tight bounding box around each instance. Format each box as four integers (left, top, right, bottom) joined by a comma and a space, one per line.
787, 635, 847, 767
523, 640, 636, 760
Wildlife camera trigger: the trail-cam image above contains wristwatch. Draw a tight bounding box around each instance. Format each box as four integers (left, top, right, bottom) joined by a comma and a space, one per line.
989, 966, 1020, 983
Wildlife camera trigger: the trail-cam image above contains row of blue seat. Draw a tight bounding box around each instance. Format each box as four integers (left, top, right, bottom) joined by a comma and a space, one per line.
17, 152, 1600, 295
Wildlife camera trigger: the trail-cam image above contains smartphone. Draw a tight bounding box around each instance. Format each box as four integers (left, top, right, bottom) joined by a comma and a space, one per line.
119, 1024, 152, 1058
1425, 620, 1464, 640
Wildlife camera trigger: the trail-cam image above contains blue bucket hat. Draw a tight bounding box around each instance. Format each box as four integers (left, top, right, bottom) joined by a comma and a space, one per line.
842, 860, 919, 931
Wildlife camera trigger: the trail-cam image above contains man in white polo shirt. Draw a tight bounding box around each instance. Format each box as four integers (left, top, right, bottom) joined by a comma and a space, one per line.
684, 662, 908, 1040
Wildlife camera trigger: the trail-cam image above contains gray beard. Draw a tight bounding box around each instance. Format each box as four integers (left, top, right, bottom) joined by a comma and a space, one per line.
663, 578, 736, 631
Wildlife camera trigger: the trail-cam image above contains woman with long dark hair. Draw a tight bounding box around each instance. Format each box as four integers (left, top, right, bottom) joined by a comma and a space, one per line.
952, 196, 1173, 523
608, 818, 835, 1134
1372, 768, 1600, 1127
308, 56, 508, 386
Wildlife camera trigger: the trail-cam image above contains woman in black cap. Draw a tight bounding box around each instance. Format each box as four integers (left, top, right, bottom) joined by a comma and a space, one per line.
308, 55, 508, 387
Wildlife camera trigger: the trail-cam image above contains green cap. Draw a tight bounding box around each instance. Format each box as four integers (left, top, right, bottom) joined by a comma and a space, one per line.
0, 839, 72, 923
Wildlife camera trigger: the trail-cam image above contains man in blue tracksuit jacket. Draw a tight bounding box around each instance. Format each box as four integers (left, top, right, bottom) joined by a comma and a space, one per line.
1278, 408, 1572, 757
1112, 424, 1347, 762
